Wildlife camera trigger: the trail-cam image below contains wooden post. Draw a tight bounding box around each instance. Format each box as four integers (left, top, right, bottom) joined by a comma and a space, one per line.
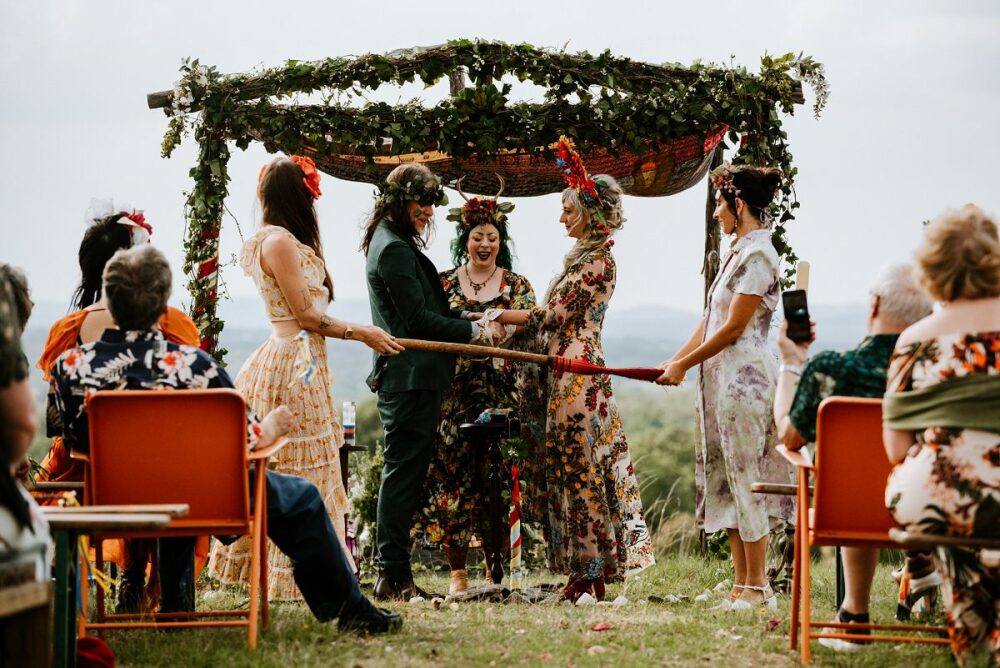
449, 67, 467, 97
702, 147, 725, 306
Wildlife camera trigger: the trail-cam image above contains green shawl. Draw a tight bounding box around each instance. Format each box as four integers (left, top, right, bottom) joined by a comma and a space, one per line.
883, 372, 1000, 432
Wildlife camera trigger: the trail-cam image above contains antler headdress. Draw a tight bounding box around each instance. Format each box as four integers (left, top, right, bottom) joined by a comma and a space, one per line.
445, 175, 514, 228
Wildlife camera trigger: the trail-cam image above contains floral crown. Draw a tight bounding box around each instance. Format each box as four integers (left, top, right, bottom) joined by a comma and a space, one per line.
709, 161, 741, 198
445, 176, 514, 229
375, 171, 449, 208
555, 136, 614, 236
85, 199, 152, 245
258, 155, 322, 200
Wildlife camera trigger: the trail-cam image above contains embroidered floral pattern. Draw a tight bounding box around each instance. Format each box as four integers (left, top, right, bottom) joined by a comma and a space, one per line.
520, 244, 654, 580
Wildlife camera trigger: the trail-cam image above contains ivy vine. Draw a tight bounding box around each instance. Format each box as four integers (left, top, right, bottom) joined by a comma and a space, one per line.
158, 40, 828, 358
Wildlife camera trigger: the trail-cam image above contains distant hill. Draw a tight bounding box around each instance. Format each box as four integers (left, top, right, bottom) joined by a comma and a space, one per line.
22, 297, 869, 407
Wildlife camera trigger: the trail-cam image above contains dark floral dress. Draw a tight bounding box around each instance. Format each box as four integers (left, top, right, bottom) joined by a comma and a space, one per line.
885, 332, 1000, 666
412, 268, 535, 549
520, 240, 654, 580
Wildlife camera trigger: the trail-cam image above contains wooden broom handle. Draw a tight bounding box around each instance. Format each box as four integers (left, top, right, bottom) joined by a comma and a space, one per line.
394, 338, 551, 365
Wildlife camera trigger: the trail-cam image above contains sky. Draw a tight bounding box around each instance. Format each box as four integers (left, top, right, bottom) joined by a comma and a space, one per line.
2, 1, 998, 318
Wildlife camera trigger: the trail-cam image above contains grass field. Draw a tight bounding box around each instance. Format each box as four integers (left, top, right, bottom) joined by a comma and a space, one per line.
103, 554, 954, 667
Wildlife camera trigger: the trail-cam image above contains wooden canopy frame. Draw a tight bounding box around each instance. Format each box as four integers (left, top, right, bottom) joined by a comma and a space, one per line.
148, 41, 819, 356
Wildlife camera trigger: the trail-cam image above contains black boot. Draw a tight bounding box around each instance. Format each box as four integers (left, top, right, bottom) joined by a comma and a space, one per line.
337, 599, 402, 634
115, 572, 146, 615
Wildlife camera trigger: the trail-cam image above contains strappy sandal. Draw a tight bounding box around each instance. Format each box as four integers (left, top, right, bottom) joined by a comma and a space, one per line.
711, 584, 744, 610
731, 582, 777, 611
818, 608, 872, 651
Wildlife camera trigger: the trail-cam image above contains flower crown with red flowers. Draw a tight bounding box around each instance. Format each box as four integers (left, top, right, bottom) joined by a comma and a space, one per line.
258, 155, 323, 200
115, 209, 152, 246
445, 176, 515, 229
555, 136, 613, 236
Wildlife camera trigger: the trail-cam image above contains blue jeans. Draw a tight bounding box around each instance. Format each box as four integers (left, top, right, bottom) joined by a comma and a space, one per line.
161, 470, 365, 619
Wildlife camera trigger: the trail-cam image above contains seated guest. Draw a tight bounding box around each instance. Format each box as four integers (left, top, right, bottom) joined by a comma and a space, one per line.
49, 245, 400, 633
0, 265, 49, 582
773, 263, 936, 650
884, 205, 1000, 666
34, 205, 200, 613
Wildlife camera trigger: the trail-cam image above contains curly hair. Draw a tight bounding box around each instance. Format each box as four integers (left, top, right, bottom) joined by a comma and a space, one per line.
916, 205, 1000, 302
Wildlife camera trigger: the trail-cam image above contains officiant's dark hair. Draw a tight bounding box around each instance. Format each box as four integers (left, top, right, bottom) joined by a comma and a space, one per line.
719, 166, 783, 222
361, 164, 437, 255
259, 157, 334, 298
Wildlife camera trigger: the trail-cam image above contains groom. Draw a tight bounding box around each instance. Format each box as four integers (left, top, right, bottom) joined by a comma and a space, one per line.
363, 166, 503, 600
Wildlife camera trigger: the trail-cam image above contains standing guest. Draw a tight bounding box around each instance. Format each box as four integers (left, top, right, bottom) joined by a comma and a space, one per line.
362, 164, 505, 601
773, 263, 937, 649
210, 156, 402, 601
657, 162, 793, 610
50, 245, 401, 633
33, 204, 200, 614
884, 205, 1000, 666
493, 139, 654, 601
411, 182, 536, 595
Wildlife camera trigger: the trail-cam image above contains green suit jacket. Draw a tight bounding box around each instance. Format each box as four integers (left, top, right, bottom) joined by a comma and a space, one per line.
365, 221, 472, 392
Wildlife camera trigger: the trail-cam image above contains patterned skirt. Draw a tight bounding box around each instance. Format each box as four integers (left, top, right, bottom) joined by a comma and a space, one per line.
208, 331, 350, 601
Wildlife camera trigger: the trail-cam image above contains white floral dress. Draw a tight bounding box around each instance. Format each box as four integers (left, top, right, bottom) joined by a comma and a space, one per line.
697, 229, 794, 542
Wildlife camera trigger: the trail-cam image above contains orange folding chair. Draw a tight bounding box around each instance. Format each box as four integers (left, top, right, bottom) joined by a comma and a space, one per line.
783, 397, 948, 664
74, 389, 287, 648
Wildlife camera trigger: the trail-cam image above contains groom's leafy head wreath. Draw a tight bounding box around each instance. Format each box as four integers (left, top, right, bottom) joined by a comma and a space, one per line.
362, 163, 448, 255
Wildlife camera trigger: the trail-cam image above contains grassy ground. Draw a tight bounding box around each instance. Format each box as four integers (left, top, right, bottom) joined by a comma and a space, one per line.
104, 554, 953, 667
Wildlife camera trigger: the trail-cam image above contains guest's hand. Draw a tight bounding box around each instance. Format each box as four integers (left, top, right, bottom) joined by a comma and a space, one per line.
357, 325, 405, 356
777, 320, 813, 366
258, 405, 294, 449
656, 360, 686, 386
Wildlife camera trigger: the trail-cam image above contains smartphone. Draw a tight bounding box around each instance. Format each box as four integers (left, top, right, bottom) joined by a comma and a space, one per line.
782, 289, 812, 343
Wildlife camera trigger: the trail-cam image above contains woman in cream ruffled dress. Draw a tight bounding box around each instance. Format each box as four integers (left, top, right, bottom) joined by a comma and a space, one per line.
209, 156, 401, 599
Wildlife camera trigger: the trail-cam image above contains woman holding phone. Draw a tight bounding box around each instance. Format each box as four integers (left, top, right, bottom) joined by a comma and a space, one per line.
657, 163, 793, 610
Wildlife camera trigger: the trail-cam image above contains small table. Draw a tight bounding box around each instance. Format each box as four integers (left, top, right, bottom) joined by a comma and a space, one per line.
459, 415, 520, 586
43, 511, 175, 668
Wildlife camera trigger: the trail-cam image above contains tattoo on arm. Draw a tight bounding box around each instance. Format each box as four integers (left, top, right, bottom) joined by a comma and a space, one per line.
318, 315, 333, 331
298, 289, 312, 313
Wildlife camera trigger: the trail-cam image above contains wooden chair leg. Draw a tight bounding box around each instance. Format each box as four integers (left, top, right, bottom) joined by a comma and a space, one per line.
94, 539, 105, 636
801, 524, 812, 664
789, 524, 800, 651
261, 514, 269, 631
247, 464, 266, 649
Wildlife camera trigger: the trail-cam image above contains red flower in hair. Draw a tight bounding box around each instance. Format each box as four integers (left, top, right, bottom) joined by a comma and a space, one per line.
290, 155, 322, 199
118, 210, 152, 235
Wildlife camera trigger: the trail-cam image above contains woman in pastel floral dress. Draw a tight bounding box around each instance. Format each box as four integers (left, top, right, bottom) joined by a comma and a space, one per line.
411, 189, 535, 595
884, 205, 1000, 666
209, 156, 401, 600
496, 140, 654, 601
658, 163, 794, 610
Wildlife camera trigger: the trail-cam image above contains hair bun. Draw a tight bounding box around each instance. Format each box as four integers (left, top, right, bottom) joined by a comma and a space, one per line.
761, 168, 783, 198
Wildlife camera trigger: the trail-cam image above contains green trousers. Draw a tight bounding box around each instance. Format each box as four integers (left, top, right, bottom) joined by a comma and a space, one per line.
375, 388, 442, 582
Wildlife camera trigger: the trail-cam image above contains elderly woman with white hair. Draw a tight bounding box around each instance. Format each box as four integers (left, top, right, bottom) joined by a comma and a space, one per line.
493, 139, 654, 601
773, 261, 935, 650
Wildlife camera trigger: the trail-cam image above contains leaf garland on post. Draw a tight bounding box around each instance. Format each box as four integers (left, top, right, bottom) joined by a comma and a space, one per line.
158, 41, 828, 358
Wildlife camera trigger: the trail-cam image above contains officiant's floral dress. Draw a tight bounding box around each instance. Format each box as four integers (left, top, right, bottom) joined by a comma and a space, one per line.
697, 228, 793, 542
521, 240, 654, 581
209, 225, 351, 601
885, 334, 1000, 665
412, 268, 535, 549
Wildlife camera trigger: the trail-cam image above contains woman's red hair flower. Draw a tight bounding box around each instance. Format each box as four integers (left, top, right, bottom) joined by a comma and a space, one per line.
290, 155, 322, 199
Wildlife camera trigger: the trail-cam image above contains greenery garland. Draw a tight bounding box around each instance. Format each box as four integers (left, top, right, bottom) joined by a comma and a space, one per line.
158, 41, 828, 358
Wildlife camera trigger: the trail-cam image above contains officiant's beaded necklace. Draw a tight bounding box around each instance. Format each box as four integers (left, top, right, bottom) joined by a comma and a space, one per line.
464, 263, 498, 295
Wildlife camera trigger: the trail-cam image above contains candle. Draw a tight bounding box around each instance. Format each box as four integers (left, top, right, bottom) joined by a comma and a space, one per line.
795, 261, 810, 292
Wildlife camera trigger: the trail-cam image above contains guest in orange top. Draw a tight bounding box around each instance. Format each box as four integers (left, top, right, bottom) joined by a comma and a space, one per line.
33, 201, 202, 613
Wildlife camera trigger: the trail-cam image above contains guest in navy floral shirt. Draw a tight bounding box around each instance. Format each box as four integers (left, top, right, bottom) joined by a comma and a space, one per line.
46, 245, 401, 633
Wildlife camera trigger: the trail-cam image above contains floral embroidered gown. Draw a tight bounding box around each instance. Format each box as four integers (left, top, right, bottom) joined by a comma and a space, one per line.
885, 333, 1000, 665
209, 225, 351, 601
697, 228, 794, 542
411, 268, 535, 549
521, 240, 654, 580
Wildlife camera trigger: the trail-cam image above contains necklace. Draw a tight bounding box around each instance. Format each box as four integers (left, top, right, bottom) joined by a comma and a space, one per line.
465, 263, 499, 295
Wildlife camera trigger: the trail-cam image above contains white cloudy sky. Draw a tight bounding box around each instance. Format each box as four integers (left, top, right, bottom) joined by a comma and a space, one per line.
2, 1, 998, 317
